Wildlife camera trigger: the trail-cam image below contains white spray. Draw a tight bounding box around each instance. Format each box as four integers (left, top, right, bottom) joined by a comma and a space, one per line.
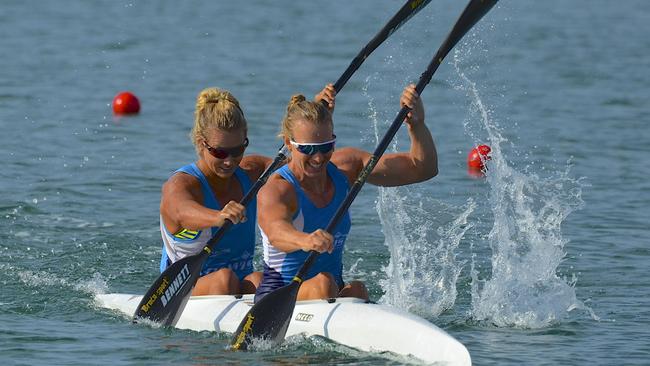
362, 79, 469, 317
451, 47, 596, 328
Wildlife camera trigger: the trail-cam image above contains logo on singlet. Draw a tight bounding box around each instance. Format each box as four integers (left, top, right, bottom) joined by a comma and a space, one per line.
333, 232, 347, 249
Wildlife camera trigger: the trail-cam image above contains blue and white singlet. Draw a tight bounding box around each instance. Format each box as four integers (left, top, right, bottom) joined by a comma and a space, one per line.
159, 163, 256, 280
255, 162, 351, 301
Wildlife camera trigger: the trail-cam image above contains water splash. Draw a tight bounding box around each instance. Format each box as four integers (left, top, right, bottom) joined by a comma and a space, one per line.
16, 268, 109, 295
362, 82, 469, 317
245, 335, 280, 352
452, 49, 595, 328
377, 190, 474, 317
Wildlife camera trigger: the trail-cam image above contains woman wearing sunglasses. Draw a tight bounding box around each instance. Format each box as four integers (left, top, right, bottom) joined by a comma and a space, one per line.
255, 83, 437, 301
159, 87, 271, 295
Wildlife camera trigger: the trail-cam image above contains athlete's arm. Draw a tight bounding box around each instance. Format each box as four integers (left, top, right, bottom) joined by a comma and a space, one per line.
331, 84, 437, 187
257, 175, 333, 254
160, 173, 245, 234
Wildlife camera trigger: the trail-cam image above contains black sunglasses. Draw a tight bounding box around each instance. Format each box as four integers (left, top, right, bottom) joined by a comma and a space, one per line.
203, 138, 249, 159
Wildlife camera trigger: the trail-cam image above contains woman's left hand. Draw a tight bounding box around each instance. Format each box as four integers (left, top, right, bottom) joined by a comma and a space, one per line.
400, 84, 425, 127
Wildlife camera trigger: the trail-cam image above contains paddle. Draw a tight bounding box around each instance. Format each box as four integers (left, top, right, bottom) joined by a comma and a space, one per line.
230, 0, 499, 350
133, 0, 432, 327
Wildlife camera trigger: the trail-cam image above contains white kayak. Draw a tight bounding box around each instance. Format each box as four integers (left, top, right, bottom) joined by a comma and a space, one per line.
96, 293, 471, 365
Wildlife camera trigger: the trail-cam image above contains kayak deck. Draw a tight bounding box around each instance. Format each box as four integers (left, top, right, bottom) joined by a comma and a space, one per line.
96, 293, 471, 365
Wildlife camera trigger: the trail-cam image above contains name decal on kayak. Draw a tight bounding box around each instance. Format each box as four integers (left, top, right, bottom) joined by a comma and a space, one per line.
295, 313, 314, 322
161, 264, 191, 307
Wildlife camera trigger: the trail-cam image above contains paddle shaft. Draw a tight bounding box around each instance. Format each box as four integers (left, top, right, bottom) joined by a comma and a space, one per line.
295, 0, 499, 281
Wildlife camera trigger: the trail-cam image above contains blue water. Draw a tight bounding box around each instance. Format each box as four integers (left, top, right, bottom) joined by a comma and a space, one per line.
2, 1, 649, 365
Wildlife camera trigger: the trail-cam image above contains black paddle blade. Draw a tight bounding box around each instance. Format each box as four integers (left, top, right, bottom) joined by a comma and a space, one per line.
230, 281, 300, 350
133, 251, 205, 326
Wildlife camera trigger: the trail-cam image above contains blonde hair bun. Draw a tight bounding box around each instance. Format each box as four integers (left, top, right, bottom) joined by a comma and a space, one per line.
280, 93, 331, 140
288, 94, 307, 110
190, 87, 247, 154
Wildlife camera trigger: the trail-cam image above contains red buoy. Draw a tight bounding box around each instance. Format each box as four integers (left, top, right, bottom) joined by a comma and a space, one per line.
112, 92, 140, 115
467, 144, 491, 170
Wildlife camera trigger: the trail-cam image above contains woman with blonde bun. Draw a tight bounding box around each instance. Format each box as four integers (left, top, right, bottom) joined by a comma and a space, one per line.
255, 83, 438, 302
159, 87, 271, 295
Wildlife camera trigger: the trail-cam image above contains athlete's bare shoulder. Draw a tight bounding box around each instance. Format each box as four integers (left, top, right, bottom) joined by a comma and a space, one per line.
162, 170, 203, 201
258, 173, 297, 214
331, 147, 369, 185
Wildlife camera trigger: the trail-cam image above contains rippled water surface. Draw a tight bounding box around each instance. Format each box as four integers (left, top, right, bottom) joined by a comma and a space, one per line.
1, 1, 649, 365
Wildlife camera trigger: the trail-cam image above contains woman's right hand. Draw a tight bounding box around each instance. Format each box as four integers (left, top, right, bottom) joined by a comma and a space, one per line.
303, 229, 333, 254
216, 201, 247, 226
314, 83, 336, 112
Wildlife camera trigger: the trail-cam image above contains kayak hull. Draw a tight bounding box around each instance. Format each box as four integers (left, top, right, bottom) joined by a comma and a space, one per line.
96, 293, 471, 365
